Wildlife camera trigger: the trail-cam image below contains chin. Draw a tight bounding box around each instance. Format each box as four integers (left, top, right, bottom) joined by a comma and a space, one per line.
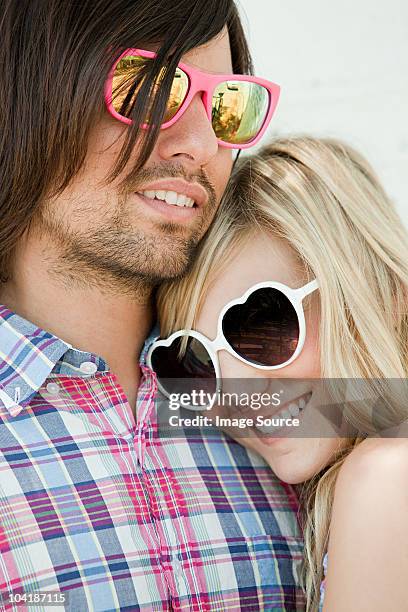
144, 237, 198, 281
269, 456, 320, 485
274, 471, 310, 486
130, 243, 196, 282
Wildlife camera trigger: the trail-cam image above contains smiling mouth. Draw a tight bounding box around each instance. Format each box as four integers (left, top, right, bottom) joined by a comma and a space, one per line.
137, 189, 197, 208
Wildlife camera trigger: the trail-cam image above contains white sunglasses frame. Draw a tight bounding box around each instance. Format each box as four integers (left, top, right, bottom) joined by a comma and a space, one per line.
147, 279, 319, 401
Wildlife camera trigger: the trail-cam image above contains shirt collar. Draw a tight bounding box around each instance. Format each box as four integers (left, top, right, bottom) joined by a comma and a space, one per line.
0, 305, 109, 417
0, 305, 160, 417
139, 323, 160, 366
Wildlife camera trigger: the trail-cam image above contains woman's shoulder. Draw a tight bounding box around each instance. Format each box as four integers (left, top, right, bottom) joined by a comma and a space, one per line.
332, 438, 408, 526
336, 437, 408, 493
323, 438, 408, 609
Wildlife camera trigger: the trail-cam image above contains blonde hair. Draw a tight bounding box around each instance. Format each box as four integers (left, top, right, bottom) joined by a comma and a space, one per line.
157, 137, 408, 610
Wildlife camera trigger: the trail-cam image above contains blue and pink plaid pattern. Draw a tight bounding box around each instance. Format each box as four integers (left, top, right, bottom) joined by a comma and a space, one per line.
0, 305, 305, 611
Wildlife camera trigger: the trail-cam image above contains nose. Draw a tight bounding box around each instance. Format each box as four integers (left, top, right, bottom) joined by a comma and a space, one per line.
156, 93, 219, 168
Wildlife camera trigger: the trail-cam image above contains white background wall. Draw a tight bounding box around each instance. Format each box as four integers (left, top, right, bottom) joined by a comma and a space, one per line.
238, 0, 408, 227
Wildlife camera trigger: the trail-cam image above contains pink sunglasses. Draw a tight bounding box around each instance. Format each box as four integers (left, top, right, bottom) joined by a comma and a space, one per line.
105, 49, 281, 149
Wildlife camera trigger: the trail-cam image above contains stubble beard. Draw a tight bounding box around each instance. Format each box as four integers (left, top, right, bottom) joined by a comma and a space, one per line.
36, 190, 216, 298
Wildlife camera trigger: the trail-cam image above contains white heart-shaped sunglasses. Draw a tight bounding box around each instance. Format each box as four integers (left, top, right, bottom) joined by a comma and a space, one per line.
147, 279, 319, 400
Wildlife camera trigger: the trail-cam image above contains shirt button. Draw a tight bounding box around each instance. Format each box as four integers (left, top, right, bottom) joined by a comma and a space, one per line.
80, 361, 98, 375
46, 382, 60, 395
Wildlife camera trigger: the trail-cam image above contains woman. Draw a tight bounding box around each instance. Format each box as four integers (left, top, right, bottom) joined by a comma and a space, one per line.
149, 137, 408, 610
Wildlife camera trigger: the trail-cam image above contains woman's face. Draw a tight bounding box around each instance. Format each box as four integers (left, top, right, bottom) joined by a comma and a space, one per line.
194, 232, 346, 484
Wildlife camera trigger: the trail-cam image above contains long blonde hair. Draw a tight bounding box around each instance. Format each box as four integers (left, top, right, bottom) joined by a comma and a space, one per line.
157, 137, 408, 610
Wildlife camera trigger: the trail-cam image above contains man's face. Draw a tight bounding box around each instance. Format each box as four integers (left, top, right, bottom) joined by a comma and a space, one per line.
38, 28, 234, 291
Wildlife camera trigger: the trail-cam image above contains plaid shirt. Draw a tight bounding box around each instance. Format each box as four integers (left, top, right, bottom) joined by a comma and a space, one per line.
0, 305, 305, 611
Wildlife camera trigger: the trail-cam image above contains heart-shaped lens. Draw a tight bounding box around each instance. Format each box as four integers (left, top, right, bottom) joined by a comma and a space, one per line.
150, 335, 217, 402
222, 287, 300, 367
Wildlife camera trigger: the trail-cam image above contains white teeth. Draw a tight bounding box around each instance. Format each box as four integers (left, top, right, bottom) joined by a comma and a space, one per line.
288, 403, 300, 417
254, 392, 312, 434
165, 190, 178, 205
140, 189, 195, 208
256, 423, 277, 435
177, 194, 187, 207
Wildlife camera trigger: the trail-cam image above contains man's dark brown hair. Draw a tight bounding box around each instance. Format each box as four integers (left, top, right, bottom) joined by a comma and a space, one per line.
0, 0, 252, 282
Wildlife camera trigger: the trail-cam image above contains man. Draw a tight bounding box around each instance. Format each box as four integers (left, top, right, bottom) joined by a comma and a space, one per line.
0, 1, 304, 609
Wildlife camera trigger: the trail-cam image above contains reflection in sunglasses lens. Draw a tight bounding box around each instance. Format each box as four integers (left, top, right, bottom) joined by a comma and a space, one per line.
212, 81, 269, 144
151, 336, 217, 400
111, 55, 146, 118
222, 288, 300, 366
164, 67, 189, 122
112, 56, 189, 123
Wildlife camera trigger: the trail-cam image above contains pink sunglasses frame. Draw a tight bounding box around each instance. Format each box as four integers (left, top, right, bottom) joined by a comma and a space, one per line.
104, 48, 281, 149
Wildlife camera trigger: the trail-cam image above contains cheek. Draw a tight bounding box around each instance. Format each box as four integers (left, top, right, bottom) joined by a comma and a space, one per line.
207, 148, 233, 200
302, 310, 321, 376
283, 308, 321, 378
86, 115, 129, 177
218, 350, 264, 380
46, 122, 125, 219
265, 437, 343, 485
295, 335, 320, 377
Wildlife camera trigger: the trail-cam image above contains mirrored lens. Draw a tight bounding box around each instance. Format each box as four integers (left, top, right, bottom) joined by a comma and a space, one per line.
111, 55, 146, 118
212, 81, 270, 144
150, 336, 217, 400
111, 56, 189, 123
163, 67, 189, 122
222, 288, 300, 366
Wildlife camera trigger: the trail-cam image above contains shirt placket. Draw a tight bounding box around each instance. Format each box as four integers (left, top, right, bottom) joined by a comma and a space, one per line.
135, 367, 205, 609
135, 364, 158, 468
